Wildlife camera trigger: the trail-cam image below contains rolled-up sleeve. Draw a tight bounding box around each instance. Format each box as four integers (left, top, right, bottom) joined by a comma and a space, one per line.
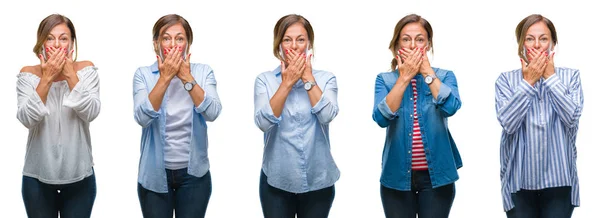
372, 74, 396, 128
311, 76, 339, 125
16, 74, 50, 129
434, 71, 461, 117
194, 66, 222, 122
133, 68, 159, 127
254, 75, 281, 132
63, 66, 101, 122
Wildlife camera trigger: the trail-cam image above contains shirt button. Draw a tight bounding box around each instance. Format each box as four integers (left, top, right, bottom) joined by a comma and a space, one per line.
410, 98, 413, 101
409, 133, 412, 136
407, 170, 411, 173
408, 150, 411, 154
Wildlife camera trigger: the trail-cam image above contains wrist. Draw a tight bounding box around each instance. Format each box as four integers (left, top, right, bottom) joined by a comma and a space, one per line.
302, 75, 315, 83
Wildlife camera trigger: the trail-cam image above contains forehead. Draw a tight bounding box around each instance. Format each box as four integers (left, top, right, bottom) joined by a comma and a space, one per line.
284, 22, 307, 36
526, 21, 551, 35
163, 23, 185, 35
400, 22, 427, 36
49, 23, 70, 35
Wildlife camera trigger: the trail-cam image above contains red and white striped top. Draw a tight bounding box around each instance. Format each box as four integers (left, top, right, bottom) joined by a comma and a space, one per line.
411, 79, 428, 170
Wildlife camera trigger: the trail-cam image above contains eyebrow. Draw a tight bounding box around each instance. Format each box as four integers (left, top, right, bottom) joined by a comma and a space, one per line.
47, 33, 69, 37
526, 34, 548, 37
401, 34, 424, 37
162, 33, 185, 37
284, 34, 305, 38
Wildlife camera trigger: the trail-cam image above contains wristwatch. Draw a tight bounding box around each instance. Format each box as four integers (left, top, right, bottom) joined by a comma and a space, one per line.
304, 81, 316, 91
184, 80, 197, 91
424, 74, 437, 85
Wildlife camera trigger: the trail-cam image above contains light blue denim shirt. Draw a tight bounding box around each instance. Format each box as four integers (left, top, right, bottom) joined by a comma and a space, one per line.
372, 68, 463, 191
133, 62, 221, 193
254, 66, 340, 193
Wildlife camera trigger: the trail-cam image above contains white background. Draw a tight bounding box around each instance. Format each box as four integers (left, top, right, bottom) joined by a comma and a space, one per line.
1, 0, 598, 217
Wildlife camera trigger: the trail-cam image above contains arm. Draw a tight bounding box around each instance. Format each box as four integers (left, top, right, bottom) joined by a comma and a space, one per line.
426, 70, 462, 117
16, 74, 50, 129
372, 74, 406, 128
495, 73, 536, 134
190, 67, 222, 122
133, 68, 160, 127
62, 65, 101, 122
254, 75, 284, 132
309, 75, 339, 125
544, 70, 583, 127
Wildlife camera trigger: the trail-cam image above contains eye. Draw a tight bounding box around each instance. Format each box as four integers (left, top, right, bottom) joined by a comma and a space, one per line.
283, 38, 291, 42
176, 37, 185, 42
46, 37, 54, 41
417, 38, 425, 43
525, 38, 534, 42
60, 37, 69, 41
540, 38, 549, 43
402, 38, 410, 42
298, 38, 305, 42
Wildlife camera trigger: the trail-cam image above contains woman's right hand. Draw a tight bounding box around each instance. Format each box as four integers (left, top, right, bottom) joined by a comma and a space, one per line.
39, 47, 66, 83
157, 46, 183, 81
280, 50, 305, 87
397, 48, 423, 84
521, 48, 547, 86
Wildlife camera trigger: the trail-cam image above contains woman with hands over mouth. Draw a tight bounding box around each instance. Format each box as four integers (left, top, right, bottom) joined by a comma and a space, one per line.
17, 14, 100, 218
133, 14, 221, 218
254, 14, 340, 218
495, 14, 583, 218
372, 14, 462, 218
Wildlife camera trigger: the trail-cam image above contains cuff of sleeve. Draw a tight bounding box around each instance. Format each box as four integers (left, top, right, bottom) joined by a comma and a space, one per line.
519, 79, 537, 98
30, 91, 50, 116
543, 74, 562, 90
194, 91, 210, 114
433, 82, 451, 104
310, 95, 330, 114
377, 97, 397, 120
142, 98, 160, 118
260, 103, 282, 124
63, 83, 87, 110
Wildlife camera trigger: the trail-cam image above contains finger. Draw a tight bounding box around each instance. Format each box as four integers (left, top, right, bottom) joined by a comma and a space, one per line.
520, 58, 527, 70
306, 54, 312, 69
39, 54, 46, 65
281, 60, 286, 73
156, 55, 163, 69
68, 49, 74, 60
185, 53, 192, 64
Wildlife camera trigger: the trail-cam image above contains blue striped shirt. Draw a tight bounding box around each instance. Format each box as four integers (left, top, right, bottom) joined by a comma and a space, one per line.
495, 67, 583, 211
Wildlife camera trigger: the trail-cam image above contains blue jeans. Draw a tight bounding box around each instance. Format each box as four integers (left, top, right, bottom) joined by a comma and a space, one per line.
259, 170, 335, 218
137, 168, 212, 218
380, 170, 455, 218
506, 186, 574, 218
22, 172, 96, 218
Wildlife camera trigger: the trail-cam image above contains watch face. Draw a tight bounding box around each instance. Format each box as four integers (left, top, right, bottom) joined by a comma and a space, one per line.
185, 83, 193, 91
425, 76, 432, 84
304, 82, 312, 90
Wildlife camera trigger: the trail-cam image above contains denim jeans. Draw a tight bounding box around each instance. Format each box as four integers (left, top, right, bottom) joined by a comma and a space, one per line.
380, 170, 455, 218
259, 170, 335, 218
22, 172, 96, 218
138, 168, 212, 218
506, 186, 574, 218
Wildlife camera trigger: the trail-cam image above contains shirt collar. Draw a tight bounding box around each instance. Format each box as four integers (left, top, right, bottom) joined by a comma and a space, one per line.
151, 61, 159, 74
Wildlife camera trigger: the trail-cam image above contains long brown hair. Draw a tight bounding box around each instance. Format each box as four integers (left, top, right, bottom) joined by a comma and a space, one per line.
272, 14, 315, 61
388, 14, 433, 70
33, 14, 78, 61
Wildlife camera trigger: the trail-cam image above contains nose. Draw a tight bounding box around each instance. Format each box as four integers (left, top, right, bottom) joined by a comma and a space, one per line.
410, 40, 416, 50
54, 40, 60, 48
534, 39, 541, 49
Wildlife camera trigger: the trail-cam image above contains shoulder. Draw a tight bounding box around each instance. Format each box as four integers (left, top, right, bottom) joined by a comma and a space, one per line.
312, 69, 335, 80
376, 71, 398, 82
19, 65, 42, 77
432, 67, 454, 77
555, 67, 580, 76
191, 63, 213, 74
75, 60, 95, 71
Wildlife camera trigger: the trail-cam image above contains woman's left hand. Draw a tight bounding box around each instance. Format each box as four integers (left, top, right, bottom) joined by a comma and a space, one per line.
62, 49, 76, 77
177, 51, 193, 82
